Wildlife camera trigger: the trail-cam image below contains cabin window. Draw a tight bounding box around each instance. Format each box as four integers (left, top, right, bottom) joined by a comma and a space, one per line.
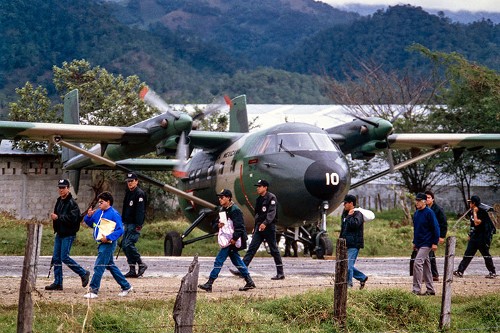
195, 168, 201, 182
188, 170, 196, 184
310, 133, 337, 151
207, 165, 214, 180
218, 161, 225, 175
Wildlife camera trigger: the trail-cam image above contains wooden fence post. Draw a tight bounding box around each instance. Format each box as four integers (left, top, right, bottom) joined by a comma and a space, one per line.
17, 222, 43, 333
439, 236, 456, 330
173, 255, 200, 333
334, 238, 348, 328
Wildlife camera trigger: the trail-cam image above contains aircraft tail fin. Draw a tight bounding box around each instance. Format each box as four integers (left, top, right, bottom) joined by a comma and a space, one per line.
229, 95, 249, 133
62, 89, 82, 193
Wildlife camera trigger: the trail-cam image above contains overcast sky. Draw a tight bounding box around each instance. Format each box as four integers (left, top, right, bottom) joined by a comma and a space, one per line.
319, 0, 500, 12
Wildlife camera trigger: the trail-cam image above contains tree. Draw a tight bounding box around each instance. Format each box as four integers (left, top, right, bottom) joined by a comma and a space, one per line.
325, 60, 447, 194
8, 82, 60, 152
416, 46, 500, 207
52, 59, 156, 126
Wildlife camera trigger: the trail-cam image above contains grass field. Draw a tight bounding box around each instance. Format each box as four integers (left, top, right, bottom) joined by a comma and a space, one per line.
1, 210, 498, 332
1, 209, 498, 257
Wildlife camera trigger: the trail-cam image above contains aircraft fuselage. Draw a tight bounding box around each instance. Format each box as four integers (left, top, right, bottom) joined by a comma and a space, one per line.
178, 122, 350, 233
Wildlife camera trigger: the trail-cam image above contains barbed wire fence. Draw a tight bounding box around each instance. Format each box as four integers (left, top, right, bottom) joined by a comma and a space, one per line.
8, 223, 500, 332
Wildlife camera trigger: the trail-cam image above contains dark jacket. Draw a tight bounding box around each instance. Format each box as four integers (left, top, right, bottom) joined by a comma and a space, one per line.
429, 202, 448, 238
469, 206, 496, 244
340, 209, 364, 249
216, 203, 248, 250
254, 191, 278, 228
52, 193, 81, 237
413, 207, 440, 248
122, 186, 147, 226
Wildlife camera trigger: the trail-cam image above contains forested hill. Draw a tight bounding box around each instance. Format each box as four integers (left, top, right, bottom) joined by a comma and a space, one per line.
0, 0, 498, 113
280, 5, 499, 78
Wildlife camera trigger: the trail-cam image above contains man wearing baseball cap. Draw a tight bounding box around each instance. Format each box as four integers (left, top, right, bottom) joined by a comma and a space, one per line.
411, 192, 440, 296
230, 179, 285, 280
45, 179, 90, 291
198, 189, 256, 292
121, 172, 148, 278
340, 194, 369, 289
454, 195, 497, 278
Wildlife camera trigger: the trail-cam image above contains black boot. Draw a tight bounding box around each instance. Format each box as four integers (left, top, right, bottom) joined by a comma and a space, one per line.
271, 266, 285, 280
239, 275, 256, 291
137, 259, 148, 277
124, 265, 138, 278
198, 278, 215, 292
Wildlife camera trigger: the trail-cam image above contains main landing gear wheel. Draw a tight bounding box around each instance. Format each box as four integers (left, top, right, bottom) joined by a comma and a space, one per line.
164, 231, 183, 256
315, 234, 333, 259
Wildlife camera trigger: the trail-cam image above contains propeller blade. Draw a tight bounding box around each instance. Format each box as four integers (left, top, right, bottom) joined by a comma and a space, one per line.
351, 114, 379, 128
139, 86, 180, 120
173, 132, 189, 178
192, 95, 231, 121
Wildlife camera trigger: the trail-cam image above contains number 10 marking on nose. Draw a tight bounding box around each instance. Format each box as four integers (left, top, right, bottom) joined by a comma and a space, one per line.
325, 172, 340, 186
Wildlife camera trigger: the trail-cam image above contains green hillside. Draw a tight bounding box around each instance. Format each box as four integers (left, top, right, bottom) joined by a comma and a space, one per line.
0, 0, 498, 116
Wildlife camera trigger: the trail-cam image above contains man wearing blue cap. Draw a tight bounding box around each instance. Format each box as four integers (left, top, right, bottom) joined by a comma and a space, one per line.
412, 192, 440, 296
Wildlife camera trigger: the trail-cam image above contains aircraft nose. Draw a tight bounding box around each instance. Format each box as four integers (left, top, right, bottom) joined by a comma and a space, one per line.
303, 159, 350, 201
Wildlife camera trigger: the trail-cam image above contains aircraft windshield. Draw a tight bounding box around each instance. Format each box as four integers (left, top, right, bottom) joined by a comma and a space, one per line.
254, 132, 337, 155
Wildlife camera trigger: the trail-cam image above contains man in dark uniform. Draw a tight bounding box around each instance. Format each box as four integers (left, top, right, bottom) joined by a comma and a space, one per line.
121, 172, 148, 278
230, 179, 285, 280
45, 179, 90, 291
454, 195, 497, 279
425, 190, 448, 281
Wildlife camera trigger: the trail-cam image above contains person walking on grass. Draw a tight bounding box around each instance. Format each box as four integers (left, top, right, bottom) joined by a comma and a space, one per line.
45, 179, 90, 291
83, 191, 133, 299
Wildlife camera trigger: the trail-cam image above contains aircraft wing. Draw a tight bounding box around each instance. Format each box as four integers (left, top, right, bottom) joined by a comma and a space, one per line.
188, 131, 244, 150
0, 121, 150, 144
387, 133, 500, 150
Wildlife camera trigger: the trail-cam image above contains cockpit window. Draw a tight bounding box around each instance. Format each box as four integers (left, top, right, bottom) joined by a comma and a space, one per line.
250, 132, 337, 155
310, 133, 337, 151
277, 133, 316, 151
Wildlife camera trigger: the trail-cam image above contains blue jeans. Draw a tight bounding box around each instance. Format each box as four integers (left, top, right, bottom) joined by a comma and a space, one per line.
89, 241, 131, 294
210, 246, 250, 280
347, 247, 367, 287
52, 234, 87, 286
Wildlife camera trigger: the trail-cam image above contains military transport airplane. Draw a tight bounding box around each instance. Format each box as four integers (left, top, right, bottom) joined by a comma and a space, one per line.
1, 89, 499, 258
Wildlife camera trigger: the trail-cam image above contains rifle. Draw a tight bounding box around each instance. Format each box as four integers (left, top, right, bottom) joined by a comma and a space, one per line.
451, 208, 471, 231
47, 258, 54, 278
116, 239, 122, 260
